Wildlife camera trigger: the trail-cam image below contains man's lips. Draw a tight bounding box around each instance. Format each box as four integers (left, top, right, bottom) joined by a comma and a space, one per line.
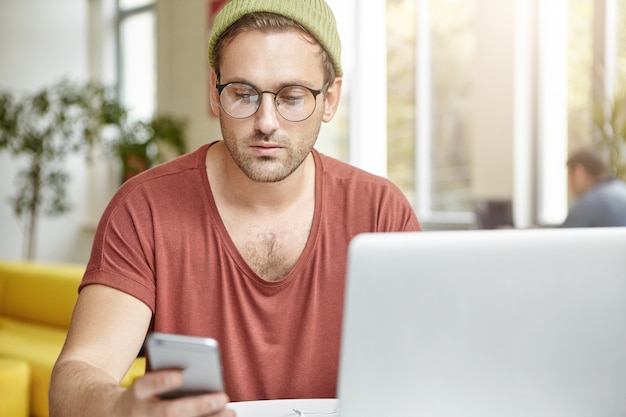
250, 143, 284, 156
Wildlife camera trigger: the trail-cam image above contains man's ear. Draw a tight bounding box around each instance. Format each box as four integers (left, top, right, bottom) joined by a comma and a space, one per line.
322, 77, 343, 123
209, 69, 221, 117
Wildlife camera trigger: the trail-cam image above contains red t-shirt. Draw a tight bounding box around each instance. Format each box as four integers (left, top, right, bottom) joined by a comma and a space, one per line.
81, 142, 421, 401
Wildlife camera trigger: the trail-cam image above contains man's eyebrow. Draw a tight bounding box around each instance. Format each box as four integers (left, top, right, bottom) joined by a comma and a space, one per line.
219, 78, 321, 90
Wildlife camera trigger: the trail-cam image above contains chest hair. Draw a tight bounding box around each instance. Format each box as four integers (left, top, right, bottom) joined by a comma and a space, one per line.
230, 218, 312, 281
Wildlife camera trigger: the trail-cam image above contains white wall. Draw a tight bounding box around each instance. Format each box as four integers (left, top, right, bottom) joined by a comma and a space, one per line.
0, 0, 93, 263
157, 0, 221, 151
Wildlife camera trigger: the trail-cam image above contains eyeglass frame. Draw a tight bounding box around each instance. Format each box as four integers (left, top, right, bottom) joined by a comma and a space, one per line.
215, 79, 328, 122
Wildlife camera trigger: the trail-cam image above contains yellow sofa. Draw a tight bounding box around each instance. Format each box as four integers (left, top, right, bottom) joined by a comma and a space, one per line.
0, 261, 146, 417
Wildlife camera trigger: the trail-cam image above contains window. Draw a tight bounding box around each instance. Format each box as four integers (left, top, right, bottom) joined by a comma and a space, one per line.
567, 0, 593, 152
380, 0, 624, 228
83, 0, 156, 227
387, 0, 476, 224
117, 0, 156, 120
619, 0, 626, 91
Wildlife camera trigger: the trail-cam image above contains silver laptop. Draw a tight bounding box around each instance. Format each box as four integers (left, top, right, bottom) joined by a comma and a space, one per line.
337, 228, 626, 417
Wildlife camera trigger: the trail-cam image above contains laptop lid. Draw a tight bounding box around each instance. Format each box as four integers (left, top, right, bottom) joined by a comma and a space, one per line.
337, 228, 626, 417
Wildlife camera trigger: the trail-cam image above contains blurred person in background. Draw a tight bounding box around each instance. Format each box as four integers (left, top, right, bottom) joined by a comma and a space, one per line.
561, 148, 626, 227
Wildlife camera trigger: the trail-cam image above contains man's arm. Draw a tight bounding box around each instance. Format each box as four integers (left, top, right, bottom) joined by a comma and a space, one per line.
49, 284, 233, 417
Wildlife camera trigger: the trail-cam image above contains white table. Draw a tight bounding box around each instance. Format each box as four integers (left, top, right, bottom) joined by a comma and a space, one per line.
227, 398, 339, 417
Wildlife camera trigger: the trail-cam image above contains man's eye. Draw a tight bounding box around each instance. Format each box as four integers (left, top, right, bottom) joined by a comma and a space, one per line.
282, 95, 304, 103
234, 92, 258, 104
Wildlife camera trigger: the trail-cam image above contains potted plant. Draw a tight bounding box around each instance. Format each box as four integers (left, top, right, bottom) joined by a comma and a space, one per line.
114, 113, 187, 182
0, 78, 123, 260
0, 78, 188, 259
592, 89, 626, 180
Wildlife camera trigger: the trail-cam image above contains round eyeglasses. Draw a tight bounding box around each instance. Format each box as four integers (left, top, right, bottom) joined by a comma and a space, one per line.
216, 81, 325, 122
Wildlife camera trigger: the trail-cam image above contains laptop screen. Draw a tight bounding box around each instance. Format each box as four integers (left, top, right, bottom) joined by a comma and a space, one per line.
337, 228, 626, 417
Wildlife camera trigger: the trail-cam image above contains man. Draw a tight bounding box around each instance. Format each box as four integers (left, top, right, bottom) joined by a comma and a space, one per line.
561, 147, 626, 227
49, 1, 421, 416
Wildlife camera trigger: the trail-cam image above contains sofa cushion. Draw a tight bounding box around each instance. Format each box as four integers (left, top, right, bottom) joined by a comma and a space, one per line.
0, 357, 30, 417
0, 261, 84, 329
0, 317, 68, 417
122, 356, 146, 387
0, 317, 146, 417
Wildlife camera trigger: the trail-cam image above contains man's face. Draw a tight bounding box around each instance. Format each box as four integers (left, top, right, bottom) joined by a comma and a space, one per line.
568, 164, 591, 198
210, 29, 341, 183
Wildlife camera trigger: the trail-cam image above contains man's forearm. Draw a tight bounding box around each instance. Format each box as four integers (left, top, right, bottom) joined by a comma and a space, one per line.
49, 358, 125, 417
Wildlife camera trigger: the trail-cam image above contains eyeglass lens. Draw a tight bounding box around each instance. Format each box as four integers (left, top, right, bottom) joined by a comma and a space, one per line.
218, 83, 319, 122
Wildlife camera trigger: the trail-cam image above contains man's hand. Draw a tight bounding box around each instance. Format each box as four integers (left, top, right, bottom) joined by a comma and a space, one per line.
117, 369, 235, 416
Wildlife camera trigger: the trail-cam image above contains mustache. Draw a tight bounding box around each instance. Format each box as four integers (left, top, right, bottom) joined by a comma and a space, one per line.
248, 133, 286, 144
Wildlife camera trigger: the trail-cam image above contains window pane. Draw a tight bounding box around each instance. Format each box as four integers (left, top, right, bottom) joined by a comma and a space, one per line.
567, 0, 593, 151
618, 0, 626, 92
387, 0, 475, 216
387, 0, 417, 202
119, 11, 156, 120
429, 0, 475, 212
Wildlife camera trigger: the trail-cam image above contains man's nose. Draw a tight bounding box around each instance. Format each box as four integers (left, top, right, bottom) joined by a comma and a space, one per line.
253, 93, 281, 133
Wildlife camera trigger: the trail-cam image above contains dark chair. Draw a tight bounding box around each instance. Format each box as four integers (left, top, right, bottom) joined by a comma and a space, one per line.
474, 199, 514, 229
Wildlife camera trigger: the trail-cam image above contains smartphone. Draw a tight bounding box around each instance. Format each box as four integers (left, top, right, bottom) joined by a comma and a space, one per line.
145, 332, 225, 399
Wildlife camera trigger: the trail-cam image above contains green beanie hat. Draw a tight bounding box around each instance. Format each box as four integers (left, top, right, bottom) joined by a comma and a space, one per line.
208, 0, 343, 77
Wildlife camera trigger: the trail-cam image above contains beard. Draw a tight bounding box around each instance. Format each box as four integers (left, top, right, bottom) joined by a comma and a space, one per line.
220, 117, 322, 183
